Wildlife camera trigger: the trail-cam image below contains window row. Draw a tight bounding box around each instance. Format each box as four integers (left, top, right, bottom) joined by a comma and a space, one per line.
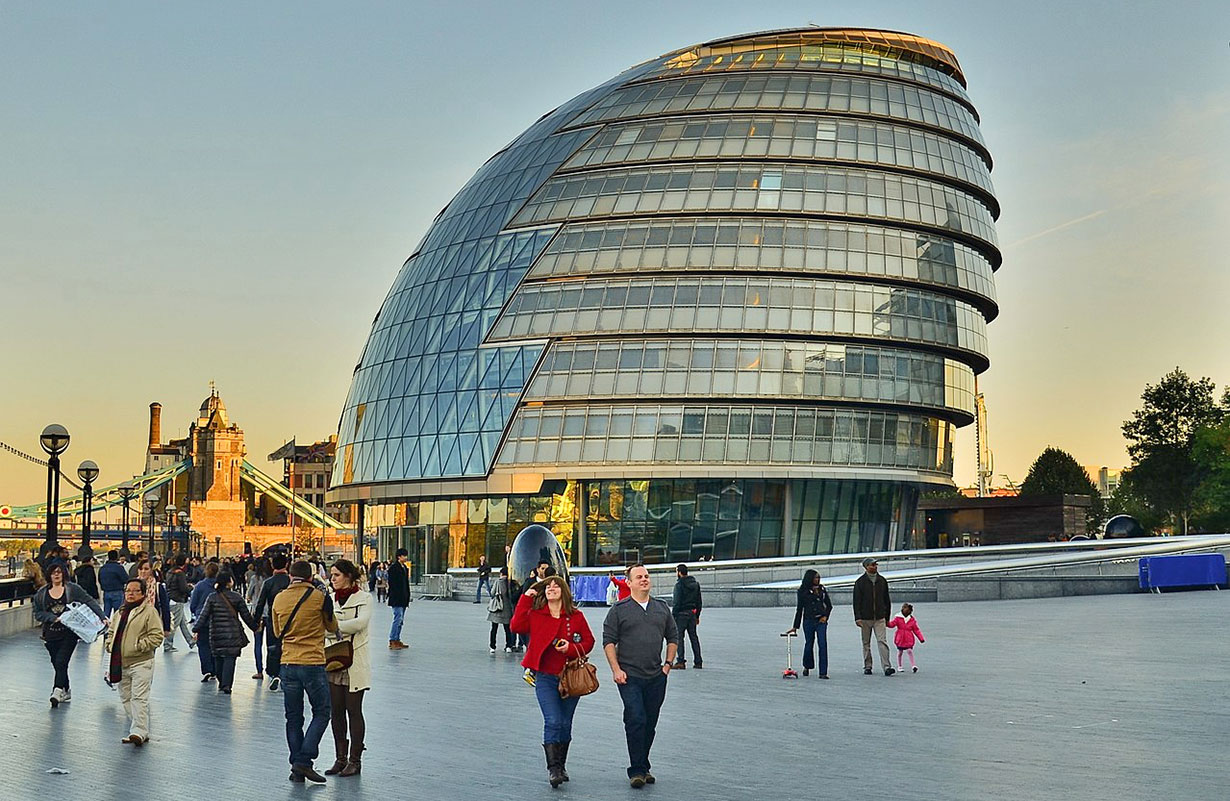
490, 277, 989, 359
530, 217, 997, 308
524, 339, 976, 417
651, 40, 970, 102
569, 73, 986, 152
511, 163, 998, 249
564, 114, 993, 195
497, 404, 954, 473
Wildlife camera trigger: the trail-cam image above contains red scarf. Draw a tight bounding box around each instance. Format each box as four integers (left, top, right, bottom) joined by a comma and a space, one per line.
108, 604, 137, 684
334, 585, 359, 605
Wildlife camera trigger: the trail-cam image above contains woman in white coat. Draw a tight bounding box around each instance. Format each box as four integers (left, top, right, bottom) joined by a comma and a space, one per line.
325, 559, 372, 777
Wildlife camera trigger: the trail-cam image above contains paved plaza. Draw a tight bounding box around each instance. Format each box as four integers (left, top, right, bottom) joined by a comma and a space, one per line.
3, 590, 1227, 800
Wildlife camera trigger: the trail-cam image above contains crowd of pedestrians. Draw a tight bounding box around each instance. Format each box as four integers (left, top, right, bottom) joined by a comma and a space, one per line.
25, 546, 377, 782
24, 542, 928, 789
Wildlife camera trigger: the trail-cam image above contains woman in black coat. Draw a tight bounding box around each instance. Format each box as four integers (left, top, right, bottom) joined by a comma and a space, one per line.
193, 571, 260, 694
786, 569, 833, 678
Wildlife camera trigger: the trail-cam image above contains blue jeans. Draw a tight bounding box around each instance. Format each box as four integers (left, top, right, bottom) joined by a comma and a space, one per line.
390, 606, 406, 641
802, 618, 828, 674
617, 672, 668, 778
533, 671, 580, 744
281, 664, 331, 767
103, 590, 124, 619
196, 627, 215, 676
475, 576, 492, 602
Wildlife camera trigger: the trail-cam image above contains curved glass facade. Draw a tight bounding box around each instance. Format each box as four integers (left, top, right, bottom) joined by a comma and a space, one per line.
524, 340, 977, 421
562, 114, 995, 202
330, 28, 1001, 567
510, 163, 999, 250
529, 218, 997, 313
567, 73, 989, 155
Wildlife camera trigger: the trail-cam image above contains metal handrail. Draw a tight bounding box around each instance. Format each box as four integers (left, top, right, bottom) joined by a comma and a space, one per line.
445, 535, 1230, 578
0, 577, 36, 607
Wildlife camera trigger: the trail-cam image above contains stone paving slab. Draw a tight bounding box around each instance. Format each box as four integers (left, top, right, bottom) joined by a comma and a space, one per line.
3, 590, 1227, 800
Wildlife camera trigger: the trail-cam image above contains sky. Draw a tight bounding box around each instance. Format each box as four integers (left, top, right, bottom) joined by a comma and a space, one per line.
2, 0, 1228, 504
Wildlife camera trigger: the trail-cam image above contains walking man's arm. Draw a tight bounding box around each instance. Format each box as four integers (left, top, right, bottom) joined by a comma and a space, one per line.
604, 643, 627, 684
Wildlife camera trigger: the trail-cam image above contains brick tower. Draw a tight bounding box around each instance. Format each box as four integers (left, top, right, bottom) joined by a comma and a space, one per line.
187, 388, 246, 544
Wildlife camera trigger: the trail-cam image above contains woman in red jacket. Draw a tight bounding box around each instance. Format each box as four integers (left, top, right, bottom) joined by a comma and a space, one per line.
510, 574, 595, 788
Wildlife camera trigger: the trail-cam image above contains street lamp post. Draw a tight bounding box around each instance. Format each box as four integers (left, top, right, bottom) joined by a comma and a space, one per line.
165, 505, 177, 557
76, 460, 99, 557
39, 424, 70, 558
117, 482, 136, 554
177, 511, 189, 555
143, 491, 159, 556
214, 535, 222, 560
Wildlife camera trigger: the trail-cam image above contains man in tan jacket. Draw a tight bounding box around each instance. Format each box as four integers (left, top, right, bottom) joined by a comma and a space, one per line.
105, 578, 164, 745
271, 561, 338, 783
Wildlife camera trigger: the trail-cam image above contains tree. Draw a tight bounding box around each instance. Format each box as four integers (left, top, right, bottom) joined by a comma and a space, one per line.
1192, 418, 1230, 532
1019, 447, 1102, 533
1121, 368, 1223, 534
1106, 473, 1166, 534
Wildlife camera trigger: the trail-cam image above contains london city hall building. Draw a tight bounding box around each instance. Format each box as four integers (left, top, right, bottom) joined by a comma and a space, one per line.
328, 29, 1000, 571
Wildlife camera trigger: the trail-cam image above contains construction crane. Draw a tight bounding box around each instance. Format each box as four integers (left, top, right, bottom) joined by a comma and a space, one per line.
975, 381, 993, 498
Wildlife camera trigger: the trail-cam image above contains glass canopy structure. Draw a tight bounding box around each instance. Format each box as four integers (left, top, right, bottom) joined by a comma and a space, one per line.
328, 28, 1001, 570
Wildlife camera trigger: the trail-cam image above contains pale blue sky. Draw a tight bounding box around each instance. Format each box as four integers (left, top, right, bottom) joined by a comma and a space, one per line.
3, 0, 1228, 502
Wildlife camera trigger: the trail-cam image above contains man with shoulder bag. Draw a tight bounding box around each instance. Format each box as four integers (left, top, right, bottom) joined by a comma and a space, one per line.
272, 560, 339, 784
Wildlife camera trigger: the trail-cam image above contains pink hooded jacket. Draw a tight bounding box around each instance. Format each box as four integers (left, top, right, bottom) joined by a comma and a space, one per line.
887, 614, 924, 649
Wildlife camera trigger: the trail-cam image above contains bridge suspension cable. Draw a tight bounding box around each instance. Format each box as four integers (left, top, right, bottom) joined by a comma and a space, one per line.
1, 439, 84, 491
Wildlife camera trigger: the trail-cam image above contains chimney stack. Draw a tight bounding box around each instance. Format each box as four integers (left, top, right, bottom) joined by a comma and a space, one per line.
148, 402, 162, 450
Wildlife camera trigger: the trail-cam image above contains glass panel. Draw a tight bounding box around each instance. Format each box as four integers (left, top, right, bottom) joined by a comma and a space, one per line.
496, 402, 953, 474
493, 276, 990, 364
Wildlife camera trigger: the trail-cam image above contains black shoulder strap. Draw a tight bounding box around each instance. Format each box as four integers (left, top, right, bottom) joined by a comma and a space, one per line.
218, 590, 240, 618
277, 586, 314, 640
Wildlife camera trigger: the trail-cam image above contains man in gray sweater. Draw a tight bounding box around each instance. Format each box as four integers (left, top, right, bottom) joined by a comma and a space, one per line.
602, 564, 678, 789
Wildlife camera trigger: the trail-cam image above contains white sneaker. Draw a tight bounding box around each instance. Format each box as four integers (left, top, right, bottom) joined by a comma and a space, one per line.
912, 666, 918, 673
62, 688, 71, 703
489, 647, 496, 654
504, 646, 512, 653
49, 688, 62, 708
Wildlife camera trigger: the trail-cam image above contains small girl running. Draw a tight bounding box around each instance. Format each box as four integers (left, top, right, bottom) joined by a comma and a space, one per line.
886, 603, 925, 673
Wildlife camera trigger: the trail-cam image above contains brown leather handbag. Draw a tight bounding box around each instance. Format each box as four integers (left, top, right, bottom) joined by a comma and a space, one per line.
558, 656, 599, 699
325, 638, 353, 672
557, 616, 599, 699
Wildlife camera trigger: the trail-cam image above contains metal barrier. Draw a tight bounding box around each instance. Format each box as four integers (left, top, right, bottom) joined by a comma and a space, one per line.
420, 574, 452, 600
0, 577, 36, 607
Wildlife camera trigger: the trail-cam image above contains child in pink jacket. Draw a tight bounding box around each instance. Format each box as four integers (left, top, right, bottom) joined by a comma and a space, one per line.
887, 603, 925, 673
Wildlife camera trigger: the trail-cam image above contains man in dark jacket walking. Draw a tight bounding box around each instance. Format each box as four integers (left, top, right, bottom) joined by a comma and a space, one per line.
99, 550, 129, 618
74, 554, 100, 600
387, 548, 410, 650
474, 555, 492, 603
165, 555, 195, 651
254, 552, 292, 690
852, 557, 894, 676
670, 564, 703, 670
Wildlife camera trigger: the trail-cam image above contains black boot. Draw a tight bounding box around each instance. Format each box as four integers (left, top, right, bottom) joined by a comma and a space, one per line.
544, 743, 563, 788
558, 740, 571, 782
341, 740, 363, 776
325, 739, 348, 775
